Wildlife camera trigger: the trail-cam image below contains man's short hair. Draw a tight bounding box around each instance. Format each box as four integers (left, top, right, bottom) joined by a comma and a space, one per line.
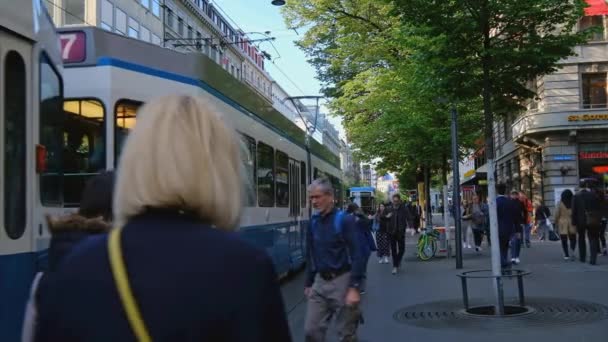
496, 183, 507, 195
308, 178, 334, 195
392, 194, 401, 200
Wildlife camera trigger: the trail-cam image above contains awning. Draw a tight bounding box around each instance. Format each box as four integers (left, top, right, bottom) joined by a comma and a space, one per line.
585, 0, 608, 16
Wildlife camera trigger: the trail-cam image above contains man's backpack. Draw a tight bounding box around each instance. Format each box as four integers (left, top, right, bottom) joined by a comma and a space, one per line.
310, 210, 346, 238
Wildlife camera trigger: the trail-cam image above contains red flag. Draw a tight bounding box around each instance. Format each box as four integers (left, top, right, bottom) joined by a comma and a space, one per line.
585, 0, 608, 16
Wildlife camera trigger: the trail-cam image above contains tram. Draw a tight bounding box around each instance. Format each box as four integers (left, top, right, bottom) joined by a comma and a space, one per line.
54, 26, 343, 275
348, 186, 376, 214
0, 1, 65, 340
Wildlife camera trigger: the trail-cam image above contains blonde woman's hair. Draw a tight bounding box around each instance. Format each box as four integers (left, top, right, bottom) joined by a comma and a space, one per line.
113, 95, 243, 229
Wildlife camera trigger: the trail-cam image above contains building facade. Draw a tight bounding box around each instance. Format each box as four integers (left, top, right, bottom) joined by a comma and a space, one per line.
45, 0, 273, 100
493, 12, 608, 210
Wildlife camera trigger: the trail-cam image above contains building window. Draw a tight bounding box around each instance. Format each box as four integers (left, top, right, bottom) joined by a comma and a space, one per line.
151, 0, 160, 17
241, 135, 257, 206
187, 26, 193, 39
115, 100, 142, 163
62, 99, 106, 207
151, 33, 161, 45
64, 0, 85, 25
101, 0, 113, 31
276, 151, 289, 207
140, 26, 150, 42
115, 8, 127, 35
300, 161, 307, 208
580, 16, 605, 41
140, 0, 150, 9
128, 17, 139, 38
39, 54, 64, 206
178, 18, 184, 36
582, 73, 607, 109
5, 51, 27, 238
166, 9, 174, 29
44, 0, 54, 19
257, 142, 275, 207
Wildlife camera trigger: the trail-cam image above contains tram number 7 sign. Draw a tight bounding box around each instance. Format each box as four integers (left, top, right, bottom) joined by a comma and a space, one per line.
59, 32, 86, 63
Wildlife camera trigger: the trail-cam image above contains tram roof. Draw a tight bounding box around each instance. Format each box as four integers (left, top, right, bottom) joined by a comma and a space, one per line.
56, 26, 340, 169
350, 187, 375, 192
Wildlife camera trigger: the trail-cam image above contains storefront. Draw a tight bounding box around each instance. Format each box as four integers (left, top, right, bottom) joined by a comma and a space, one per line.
579, 143, 608, 192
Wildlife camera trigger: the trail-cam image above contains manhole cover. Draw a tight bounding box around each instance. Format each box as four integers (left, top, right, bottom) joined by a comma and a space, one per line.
393, 297, 608, 331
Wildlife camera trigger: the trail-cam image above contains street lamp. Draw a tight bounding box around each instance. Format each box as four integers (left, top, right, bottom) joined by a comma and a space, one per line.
271, 0, 286, 6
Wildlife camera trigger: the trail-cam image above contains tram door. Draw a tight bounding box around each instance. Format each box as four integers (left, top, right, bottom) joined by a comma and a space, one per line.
288, 159, 303, 266
0, 30, 34, 338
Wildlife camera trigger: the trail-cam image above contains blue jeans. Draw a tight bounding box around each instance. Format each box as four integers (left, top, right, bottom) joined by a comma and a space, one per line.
510, 232, 522, 259
523, 223, 532, 245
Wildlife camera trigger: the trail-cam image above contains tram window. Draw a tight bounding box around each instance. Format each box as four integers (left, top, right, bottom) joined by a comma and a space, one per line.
257, 142, 274, 207
62, 99, 105, 207
39, 53, 65, 206
241, 134, 256, 206
276, 151, 289, 207
300, 161, 307, 208
4, 51, 27, 239
115, 100, 141, 164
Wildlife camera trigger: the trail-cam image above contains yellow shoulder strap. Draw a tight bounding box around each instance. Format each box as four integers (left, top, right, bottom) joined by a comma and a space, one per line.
108, 228, 152, 342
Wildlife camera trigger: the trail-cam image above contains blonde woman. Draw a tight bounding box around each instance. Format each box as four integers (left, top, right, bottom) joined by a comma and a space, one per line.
34, 95, 291, 341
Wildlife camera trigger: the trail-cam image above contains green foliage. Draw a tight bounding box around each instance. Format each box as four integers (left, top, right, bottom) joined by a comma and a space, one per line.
282, 0, 589, 177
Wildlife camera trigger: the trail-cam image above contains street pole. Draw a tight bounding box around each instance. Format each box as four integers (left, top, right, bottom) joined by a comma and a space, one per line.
451, 106, 463, 269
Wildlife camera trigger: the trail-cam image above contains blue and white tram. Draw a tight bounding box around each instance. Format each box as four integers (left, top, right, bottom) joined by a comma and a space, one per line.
54, 27, 343, 276
0, 1, 65, 340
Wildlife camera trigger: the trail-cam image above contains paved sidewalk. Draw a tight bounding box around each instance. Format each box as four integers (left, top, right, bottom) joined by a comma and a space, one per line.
282, 227, 608, 342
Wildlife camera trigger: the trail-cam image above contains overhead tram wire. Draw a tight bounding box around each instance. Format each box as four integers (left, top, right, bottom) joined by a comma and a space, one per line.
44, 0, 97, 27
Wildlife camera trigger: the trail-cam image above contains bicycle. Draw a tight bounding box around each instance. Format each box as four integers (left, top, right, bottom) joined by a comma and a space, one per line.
417, 228, 440, 260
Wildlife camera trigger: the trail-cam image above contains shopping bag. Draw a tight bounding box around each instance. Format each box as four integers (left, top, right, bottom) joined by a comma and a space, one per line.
548, 230, 560, 241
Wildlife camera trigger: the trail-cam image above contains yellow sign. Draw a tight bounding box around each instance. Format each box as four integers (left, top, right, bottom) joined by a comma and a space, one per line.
463, 169, 475, 178
567, 114, 608, 122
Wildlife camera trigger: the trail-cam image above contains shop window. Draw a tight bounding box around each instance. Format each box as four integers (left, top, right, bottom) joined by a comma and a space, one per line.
580, 16, 605, 41
276, 151, 289, 207
579, 143, 608, 192
257, 142, 274, 207
40, 54, 65, 206
5, 51, 27, 238
582, 73, 607, 109
115, 100, 142, 164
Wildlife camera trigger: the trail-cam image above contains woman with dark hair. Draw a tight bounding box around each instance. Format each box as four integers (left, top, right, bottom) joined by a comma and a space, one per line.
374, 203, 391, 263
555, 189, 576, 260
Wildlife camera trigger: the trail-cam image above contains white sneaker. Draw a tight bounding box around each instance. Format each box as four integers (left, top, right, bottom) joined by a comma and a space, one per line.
384, 257, 390, 263
514, 258, 520, 264
564, 256, 570, 261
467, 244, 472, 249
392, 267, 398, 275
379, 258, 384, 264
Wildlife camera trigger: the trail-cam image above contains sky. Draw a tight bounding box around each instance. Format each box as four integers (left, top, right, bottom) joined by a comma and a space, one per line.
211, 0, 346, 139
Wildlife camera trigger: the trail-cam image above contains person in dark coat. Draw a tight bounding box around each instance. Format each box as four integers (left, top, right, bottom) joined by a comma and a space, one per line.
387, 194, 413, 274
374, 203, 391, 263
496, 184, 519, 269
572, 179, 602, 265
22, 171, 115, 342
34, 95, 291, 342
347, 203, 375, 294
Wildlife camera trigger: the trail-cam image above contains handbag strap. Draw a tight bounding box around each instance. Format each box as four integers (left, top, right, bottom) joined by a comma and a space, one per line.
108, 228, 152, 342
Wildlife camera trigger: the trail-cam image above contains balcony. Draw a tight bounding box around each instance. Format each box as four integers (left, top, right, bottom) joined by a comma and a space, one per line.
512, 108, 608, 139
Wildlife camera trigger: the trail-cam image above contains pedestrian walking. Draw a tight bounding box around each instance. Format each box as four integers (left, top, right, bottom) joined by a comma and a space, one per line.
509, 191, 526, 265
572, 179, 603, 265
535, 202, 552, 241
22, 171, 115, 342
304, 178, 365, 342
374, 203, 391, 263
346, 203, 376, 295
519, 191, 534, 247
34, 95, 291, 342
461, 200, 473, 249
554, 189, 577, 261
496, 184, 519, 270
598, 189, 608, 256
470, 195, 488, 252
387, 194, 413, 275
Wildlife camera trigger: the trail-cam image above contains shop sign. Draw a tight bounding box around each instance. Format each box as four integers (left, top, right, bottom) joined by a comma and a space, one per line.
546, 155, 576, 161
478, 180, 488, 185
567, 114, 608, 122
463, 169, 476, 178
580, 151, 608, 159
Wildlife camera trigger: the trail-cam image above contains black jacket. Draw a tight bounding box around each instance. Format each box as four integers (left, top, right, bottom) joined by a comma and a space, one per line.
387, 203, 412, 237
35, 210, 291, 342
572, 189, 601, 229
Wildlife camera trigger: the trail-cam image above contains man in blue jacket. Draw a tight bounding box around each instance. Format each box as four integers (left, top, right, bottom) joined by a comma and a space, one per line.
496, 183, 519, 269
304, 178, 365, 342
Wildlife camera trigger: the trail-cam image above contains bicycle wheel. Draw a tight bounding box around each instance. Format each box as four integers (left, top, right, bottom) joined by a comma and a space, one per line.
419, 238, 437, 261
417, 235, 426, 255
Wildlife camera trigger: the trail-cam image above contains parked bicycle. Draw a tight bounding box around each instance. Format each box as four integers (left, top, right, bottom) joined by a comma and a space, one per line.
417, 228, 440, 260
